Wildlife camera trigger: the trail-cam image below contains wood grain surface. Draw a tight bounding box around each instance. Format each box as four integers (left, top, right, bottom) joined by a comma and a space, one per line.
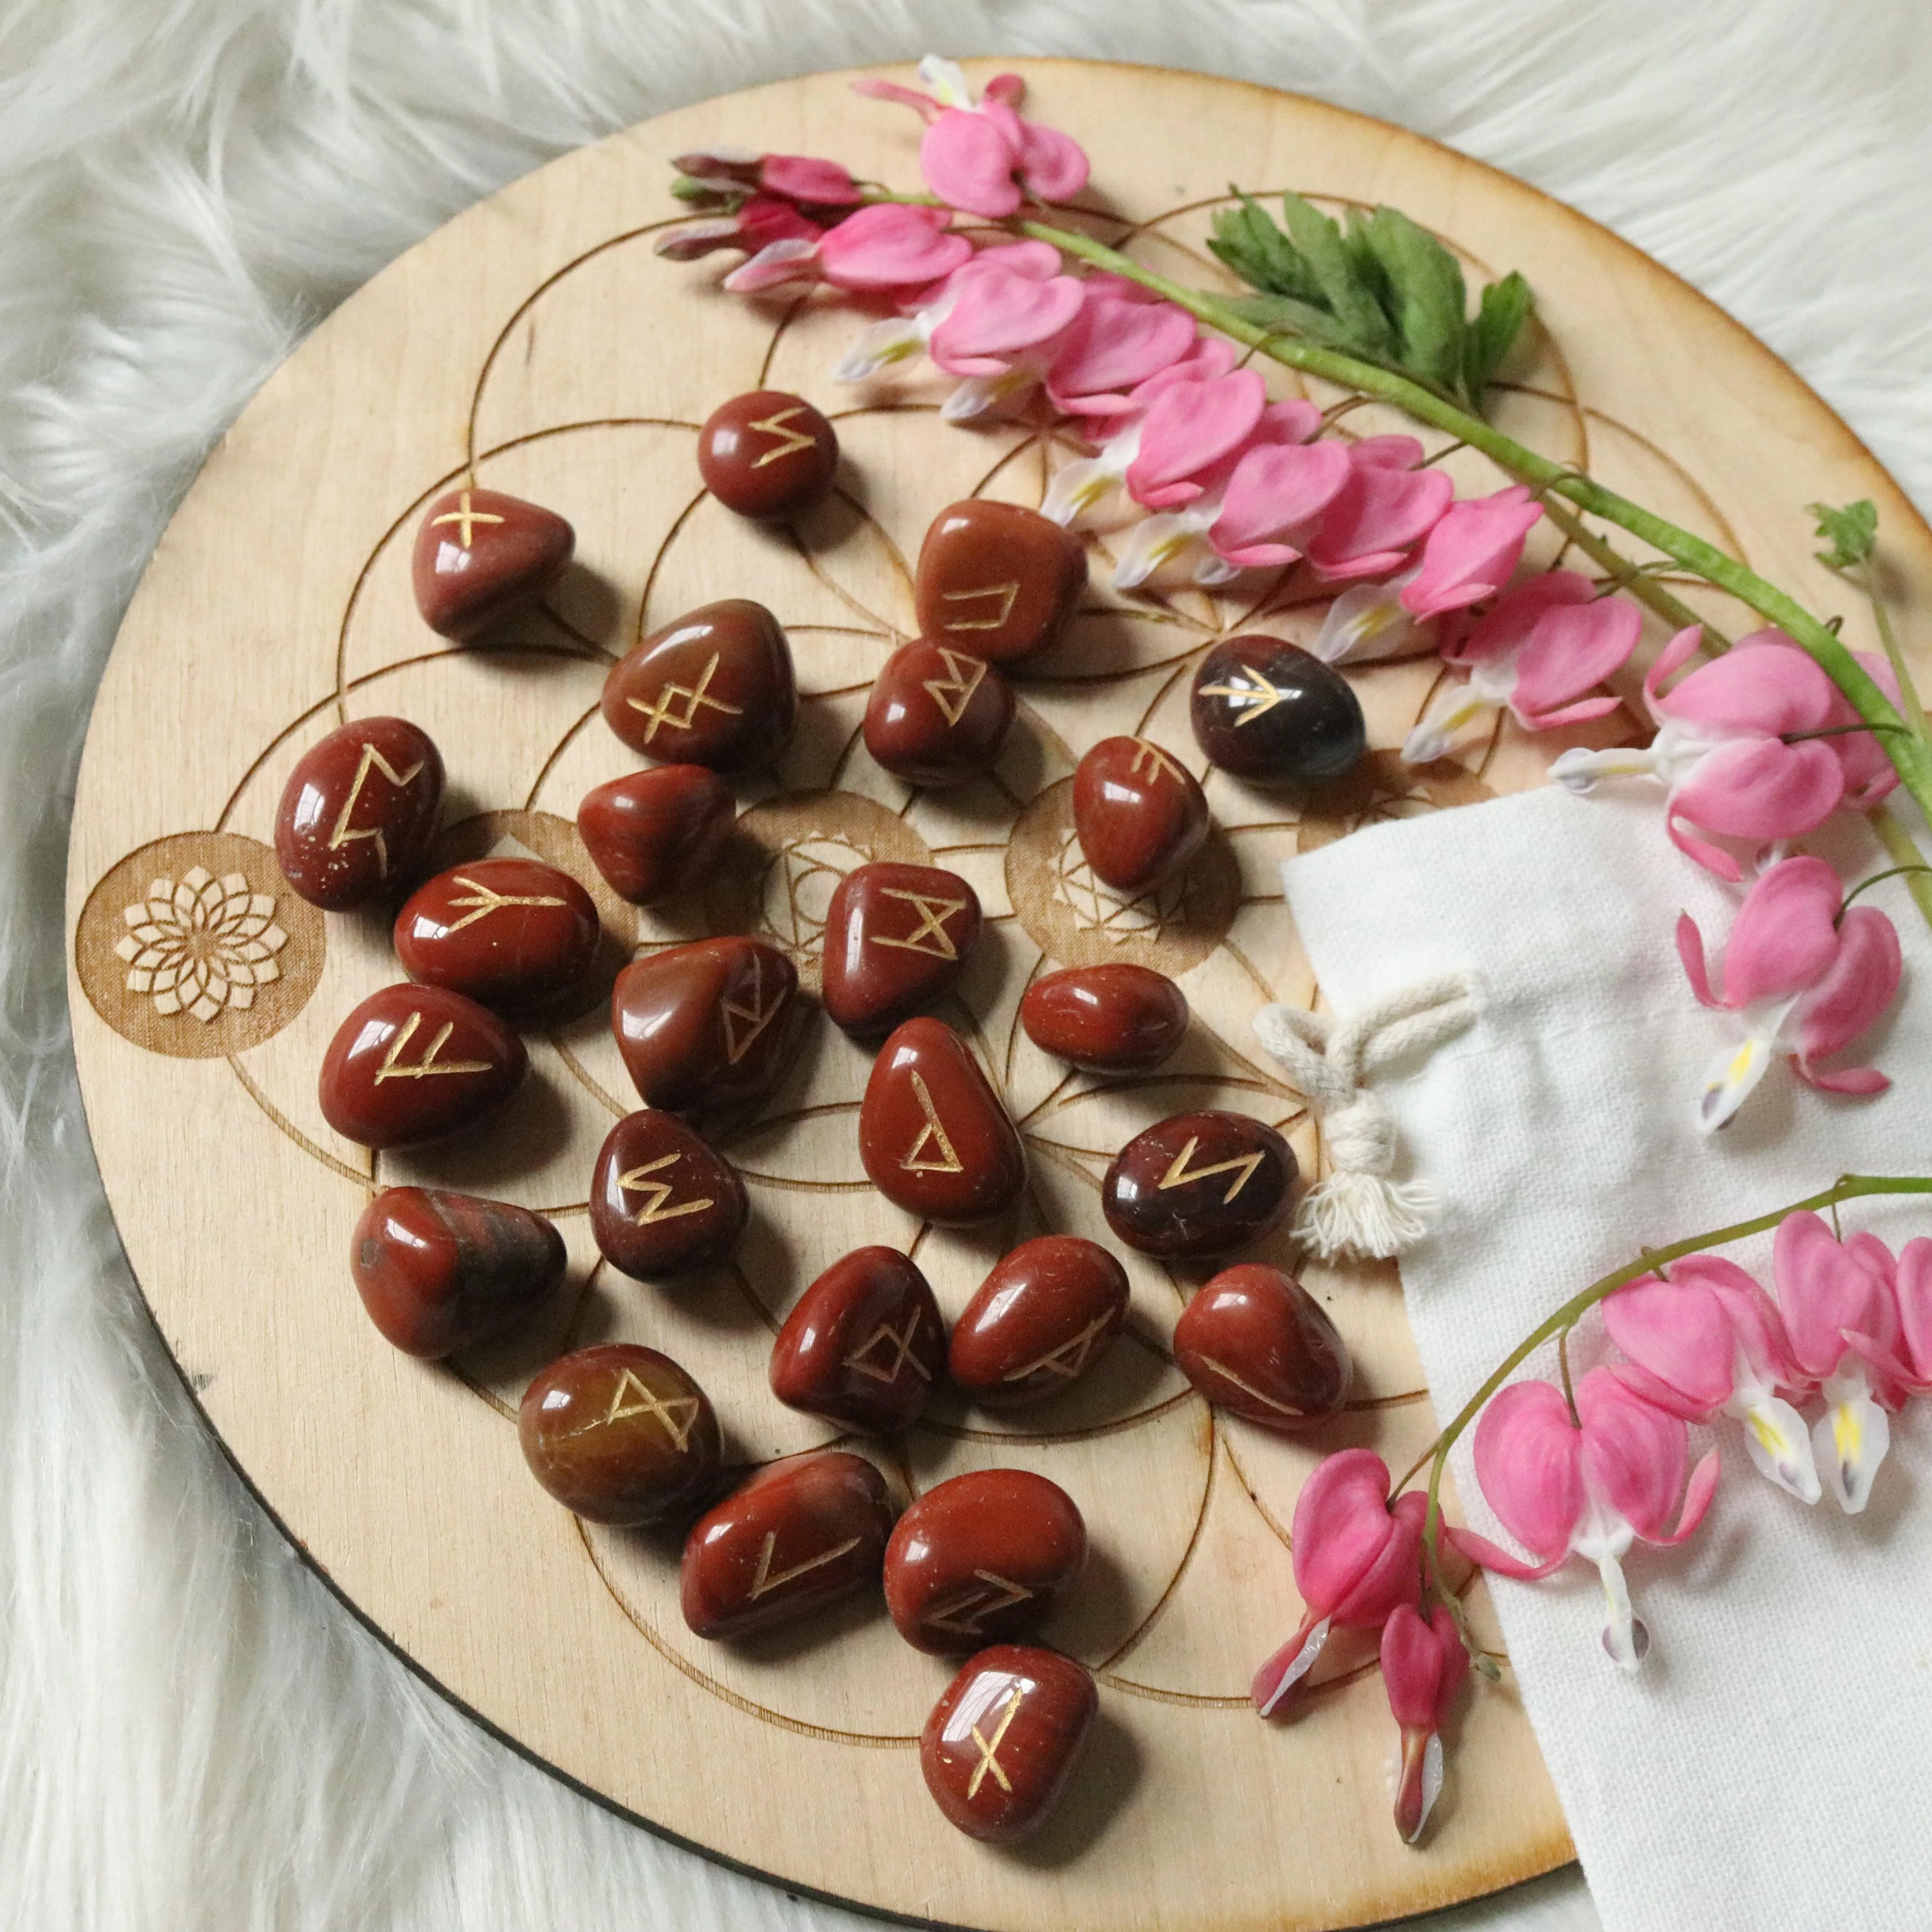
65, 59, 1932, 1932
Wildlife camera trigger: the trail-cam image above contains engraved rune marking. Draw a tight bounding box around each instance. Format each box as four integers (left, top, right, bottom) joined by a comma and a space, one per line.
371, 1010, 492, 1083
1193, 1355, 1308, 1419
440, 873, 568, 935
966, 1687, 1025, 1800
720, 952, 786, 1066
938, 580, 1021, 632
1157, 1136, 1264, 1204
618, 1151, 713, 1226
327, 742, 427, 877
1198, 669, 1289, 727
1128, 738, 1189, 785
900, 1071, 965, 1175
924, 1571, 1033, 1638
428, 489, 505, 548
842, 1311, 934, 1385
1005, 1310, 1114, 1386
747, 405, 818, 469
868, 889, 969, 961
920, 647, 989, 726
604, 1366, 700, 1450
748, 1530, 863, 1600
624, 651, 744, 744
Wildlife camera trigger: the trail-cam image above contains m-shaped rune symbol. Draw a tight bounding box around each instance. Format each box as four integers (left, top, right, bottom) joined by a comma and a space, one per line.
618, 1151, 713, 1225
327, 741, 426, 877
428, 490, 505, 549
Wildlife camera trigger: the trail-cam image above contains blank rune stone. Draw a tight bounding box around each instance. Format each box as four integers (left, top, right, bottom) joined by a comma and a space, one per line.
577, 764, 734, 907
1019, 963, 1189, 1075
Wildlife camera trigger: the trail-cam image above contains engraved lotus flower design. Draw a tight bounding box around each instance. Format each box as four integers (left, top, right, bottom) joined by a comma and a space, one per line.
114, 865, 287, 1022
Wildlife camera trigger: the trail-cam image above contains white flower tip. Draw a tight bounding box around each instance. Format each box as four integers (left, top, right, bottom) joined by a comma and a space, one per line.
1604, 1615, 1651, 1672
1815, 1392, 1889, 1514
1401, 725, 1449, 767
917, 54, 973, 106
1412, 1732, 1445, 1844
1548, 749, 1600, 794
1743, 1400, 1823, 1505
1696, 1036, 1769, 1136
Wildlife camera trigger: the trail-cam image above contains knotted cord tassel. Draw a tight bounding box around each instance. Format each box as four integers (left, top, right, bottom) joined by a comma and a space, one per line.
1251, 973, 1481, 1261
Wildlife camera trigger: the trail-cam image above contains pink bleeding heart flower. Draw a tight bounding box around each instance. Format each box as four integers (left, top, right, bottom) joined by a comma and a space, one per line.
1303, 439, 1456, 582
1603, 1256, 1819, 1502
725, 199, 971, 296
671, 146, 863, 207
852, 57, 1089, 219
1400, 485, 1545, 619
1403, 574, 1640, 763
657, 195, 825, 263
1251, 1450, 1426, 1717
1381, 1604, 1469, 1844
1822, 648, 1904, 807
1124, 369, 1268, 510
832, 239, 1062, 386
1551, 626, 1847, 880
925, 253, 1086, 420
1886, 1238, 1932, 1388
1044, 286, 1200, 417
1676, 853, 1900, 1130
1453, 1370, 1718, 1671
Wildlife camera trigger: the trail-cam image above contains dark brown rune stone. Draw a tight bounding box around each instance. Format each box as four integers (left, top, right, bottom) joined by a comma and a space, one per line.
589, 1109, 748, 1281
601, 599, 796, 771
914, 499, 1087, 664
767, 1246, 946, 1435
1100, 1109, 1296, 1259
1190, 635, 1366, 784
1172, 1263, 1351, 1433
696, 389, 839, 521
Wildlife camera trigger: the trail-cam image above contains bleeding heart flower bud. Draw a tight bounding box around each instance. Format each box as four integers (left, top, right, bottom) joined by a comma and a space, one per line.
1381, 1604, 1469, 1843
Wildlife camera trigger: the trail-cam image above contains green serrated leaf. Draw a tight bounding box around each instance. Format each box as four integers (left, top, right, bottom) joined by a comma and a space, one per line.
1277, 192, 1395, 357
1807, 497, 1879, 571
1208, 198, 1315, 305
1466, 270, 1534, 401
1341, 205, 1395, 325
1220, 291, 1361, 354
1359, 206, 1467, 398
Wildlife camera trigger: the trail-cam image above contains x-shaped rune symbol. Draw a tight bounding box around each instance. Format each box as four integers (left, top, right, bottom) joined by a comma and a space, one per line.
966, 1686, 1025, 1799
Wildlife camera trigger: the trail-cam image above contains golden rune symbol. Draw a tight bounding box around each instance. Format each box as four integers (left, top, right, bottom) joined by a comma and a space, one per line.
966, 1686, 1026, 1800
1128, 739, 1189, 786
604, 1366, 700, 1451
371, 1010, 492, 1084
624, 651, 744, 744
842, 1311, 934, 1385
748, 1530, 863, 1600
924, 1571, 1033, 1638
1198, 669, 1289, 727
618, 1151, 713, 1227
921, 647, 989, 726
720, 952, 786, 1066
1005, 1310, 1115, 1386
868, 889, 968, 961
441, 874, 568, 934
901, 1070, 965, 1175
327, 742, 427, 877
747, 405, 818, 469
1193, 1355, 1307, 1419
1157, 1135, 1264, 1204
428, 489, 505, 548
938, 580, 1021, 632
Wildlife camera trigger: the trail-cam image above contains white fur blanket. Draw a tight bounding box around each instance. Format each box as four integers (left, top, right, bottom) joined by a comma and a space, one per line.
4, 4, 1928, 1929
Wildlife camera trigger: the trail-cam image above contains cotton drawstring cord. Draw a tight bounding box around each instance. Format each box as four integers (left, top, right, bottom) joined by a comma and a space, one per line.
1252, 973, 1481, 1261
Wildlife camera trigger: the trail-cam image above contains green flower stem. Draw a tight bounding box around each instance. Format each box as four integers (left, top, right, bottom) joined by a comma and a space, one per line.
1535, 495, 1731, 647
1868, 808, 1932, 927
1861, 560, 1931, 744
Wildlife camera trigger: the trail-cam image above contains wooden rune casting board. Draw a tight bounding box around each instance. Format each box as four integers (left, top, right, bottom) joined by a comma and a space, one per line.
65, 59, 1932, 1932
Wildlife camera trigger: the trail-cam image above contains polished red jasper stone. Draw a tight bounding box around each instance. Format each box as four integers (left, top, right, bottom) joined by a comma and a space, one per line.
949, 1236, 1130, 1407
393, 857, 598, 1013
602, 600, 796, 771
319, 983, 526, 1149
411, 487, 575, 641
768, 1246, 946, 1435
914, 500, 1087, 664
884, 1470, 1086, 1655
1101, 1109, 1296, 1259
1019, 964, 1189, 1075
1072, 735, 1210, 897
921, 1645, 1098, 1843
681, 1450, 895, 1639
1173, 1264, 1350, 1433
862, 639, 1014, 787
577, 765, 734, 907
820, 861, 981, 1037
1189, 635, 1366, 784
520, 1343, 721, 1526
350, 1186, 565, 1359
696, 389, 839, 521
590, 1109, 748, 1281
859, 1017, 1025, 1224
611, 937, 798, 1119
275, 717, 444, 911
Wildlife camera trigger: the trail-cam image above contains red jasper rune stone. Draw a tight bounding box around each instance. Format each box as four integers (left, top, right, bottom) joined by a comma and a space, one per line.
914, 499, 1088, 664
884, 1470, 1087, 1656
1072, 735, 1210, 897
696, 389, 839, 522
820, 861, 982, 1037
1172, 1264, 1350, 1433
768, 1246, 946, 1435
921, 1645, 1098, 1843
1019, 964, 1189, 1075
601, 600, 796, 771
411, 486, 575, 641
859, 1017, 1025, 1225
520, 1343, 721, 1526
275, 717, 444, 911
1101, 1109, 1296, 1259
863, 639, 1014, 787
949, 1236, 1130, 1407
611, 937, 798, 1120
393, 857, 598, 1013
351, 1187, 565, 1359
681, 1450, 896, 1640
318, 983, 526, 1149
590, 1109, 748, 1282
577, 765, 734, 907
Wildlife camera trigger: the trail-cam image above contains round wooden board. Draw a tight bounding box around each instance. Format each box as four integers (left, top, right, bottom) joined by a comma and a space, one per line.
64, 58, 1932, 1932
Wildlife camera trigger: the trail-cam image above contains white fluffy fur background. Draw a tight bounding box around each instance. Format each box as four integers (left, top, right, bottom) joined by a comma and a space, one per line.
4, 5, 1930, 1929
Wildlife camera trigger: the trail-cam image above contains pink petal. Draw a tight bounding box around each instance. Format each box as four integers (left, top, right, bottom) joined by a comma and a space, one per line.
1128, 337, 1237, 403
1508, 597, 1643, 723
1350, 435, 1426, 470
1665, 738, 1845, 878
1444, 570, 1593, 668
1252, 399, 1323, 445
1640, 624, 1707, 710
950, 239, 1063, 284
1306, 466, 1456, 580
1330, 1491, 1428, 1629
1289, 1448, 1398, 1615
1126, 369, 1267, 508
1576, 1368, 1691, 1544
919, 106, 1024, 217
1895, 1238, 1932, 1383
1717, 854, 1843, 1006
1472, 1379, 1582, 1562
760, 155, 861, 204
850, 76, 942, 120
722, 236, 821, 293
1648, 1450, 1721, 1548
1650, 638, 1837, 737
1797, 1063, 1890, 1095
1381, 1604, 1449, 1730
1825, 651, 1903, 807
1774, 1211, 1889, 1382
982, 72, 1026, 106
1016, 115, 1091, 201
817, 203, 971, 291
1400, 486, 1544, 618
1676, 910, 1720, 1007
1793, 902, 1901, 1077
928, 268, 1085, 376
1603, 1274, 1735, 1417
1441, 1525, 1569, 1582
1693, 1256, 1802, 1392
1511, 694, 1623, 729
1208, 440, 1354, 562
1046, 290, 1199, 412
